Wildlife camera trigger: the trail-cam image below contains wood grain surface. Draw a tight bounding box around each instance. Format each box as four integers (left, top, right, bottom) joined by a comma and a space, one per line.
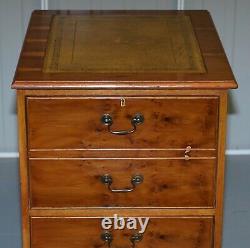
11, 10, 237, 89
13, 10, 236, 248
29, 159, 216, 208
27, 97, 218, 150
214, 92, 228, 248
28, 148, 216, 159
30, 209, 216, 217
17, 92, 30, 248
31, 217, 214, 248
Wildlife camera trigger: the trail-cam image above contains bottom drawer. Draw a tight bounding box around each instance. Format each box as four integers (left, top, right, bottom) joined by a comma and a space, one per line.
31, 217, 214, 248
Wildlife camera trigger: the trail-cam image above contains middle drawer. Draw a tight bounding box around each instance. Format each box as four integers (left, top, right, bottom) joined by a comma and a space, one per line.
29, 158, 216, 208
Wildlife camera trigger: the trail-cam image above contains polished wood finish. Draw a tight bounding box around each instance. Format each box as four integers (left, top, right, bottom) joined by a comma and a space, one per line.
30, 209, 216, 217
28, 148, 216, 159
31, 217, 214, 248
29, 159, 216, 208
13, 10, 237, 248
12, 10, 237, 90
17, 92, 30, 248
27, 97, 218, 149
214, 92, 228, 248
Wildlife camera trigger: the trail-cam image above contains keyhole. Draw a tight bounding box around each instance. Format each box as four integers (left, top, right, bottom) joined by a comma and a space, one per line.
120, 98, 126, 107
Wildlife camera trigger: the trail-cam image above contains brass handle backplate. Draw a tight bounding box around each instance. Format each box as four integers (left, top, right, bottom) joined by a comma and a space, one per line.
101, 231, 113, 247
130, 233, 143, 247
100, 174, 144, 193
101, 113, 144, 135
101, 231, 143, 248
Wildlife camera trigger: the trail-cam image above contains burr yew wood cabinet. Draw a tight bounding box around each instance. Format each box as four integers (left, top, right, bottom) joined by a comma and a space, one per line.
12, 10, 237, 248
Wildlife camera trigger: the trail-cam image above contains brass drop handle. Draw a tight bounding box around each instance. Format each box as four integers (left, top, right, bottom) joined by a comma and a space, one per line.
101, 113, 144, 135
100, 174, 144, 193
101, 231, 143, 248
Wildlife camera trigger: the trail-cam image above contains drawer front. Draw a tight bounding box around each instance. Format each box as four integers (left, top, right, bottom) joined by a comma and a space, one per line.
27, 97, 218, 149
30, 159, 216, 208
31, 217, 214, 248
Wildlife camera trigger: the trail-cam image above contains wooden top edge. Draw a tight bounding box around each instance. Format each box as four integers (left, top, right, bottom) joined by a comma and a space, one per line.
31, 10, 211, 15
12, 80, 238, 90
11, 10, 238, 90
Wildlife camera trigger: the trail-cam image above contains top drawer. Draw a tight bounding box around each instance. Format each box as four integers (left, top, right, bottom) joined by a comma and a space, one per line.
27, 97, 218, 150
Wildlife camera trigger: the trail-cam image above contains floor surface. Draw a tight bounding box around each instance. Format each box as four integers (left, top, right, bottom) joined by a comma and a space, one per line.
0, 156, 249, 247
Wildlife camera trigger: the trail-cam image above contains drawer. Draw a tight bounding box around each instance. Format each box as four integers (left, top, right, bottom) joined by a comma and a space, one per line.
29, 159, 216, 208
31, 217, 214, 248
27, 97, 218, 149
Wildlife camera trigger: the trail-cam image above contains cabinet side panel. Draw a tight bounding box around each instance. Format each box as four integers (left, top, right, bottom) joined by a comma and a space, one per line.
214, 91, 228, 248
17, 91, 30, 248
